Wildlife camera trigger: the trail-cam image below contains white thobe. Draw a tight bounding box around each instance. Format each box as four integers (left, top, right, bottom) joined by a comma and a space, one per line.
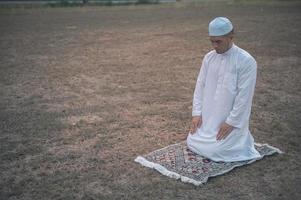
187, 44, 261, 162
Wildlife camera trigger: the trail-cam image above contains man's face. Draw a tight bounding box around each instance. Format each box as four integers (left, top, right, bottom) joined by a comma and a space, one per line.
210, 35, 233, 54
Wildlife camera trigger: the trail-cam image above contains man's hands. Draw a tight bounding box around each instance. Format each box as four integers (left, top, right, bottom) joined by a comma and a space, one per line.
190, 116, 202, 134
190, 117, 234, 140
216, 122, 234, 141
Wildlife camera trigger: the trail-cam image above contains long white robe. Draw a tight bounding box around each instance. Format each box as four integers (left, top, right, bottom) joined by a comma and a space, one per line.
187, 44, 261, 162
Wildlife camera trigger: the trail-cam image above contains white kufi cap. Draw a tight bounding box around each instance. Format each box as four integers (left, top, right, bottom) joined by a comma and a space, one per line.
209, 17, 233, 36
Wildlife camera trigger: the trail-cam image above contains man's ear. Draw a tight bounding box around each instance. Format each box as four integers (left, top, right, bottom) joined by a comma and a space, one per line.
227, 30, 234, 39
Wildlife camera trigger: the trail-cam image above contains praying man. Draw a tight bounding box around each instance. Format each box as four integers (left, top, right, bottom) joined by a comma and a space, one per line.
187, 17, 262, 162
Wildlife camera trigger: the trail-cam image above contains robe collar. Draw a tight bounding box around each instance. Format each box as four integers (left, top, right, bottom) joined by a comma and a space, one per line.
220, 43, 235, 57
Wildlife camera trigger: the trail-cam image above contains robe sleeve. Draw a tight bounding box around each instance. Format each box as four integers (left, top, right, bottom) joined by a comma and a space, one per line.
225, 58, 257, 128
192, 56, 208, 117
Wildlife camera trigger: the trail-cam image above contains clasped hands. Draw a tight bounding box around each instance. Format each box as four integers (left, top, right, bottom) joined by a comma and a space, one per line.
190, 116, 234, 140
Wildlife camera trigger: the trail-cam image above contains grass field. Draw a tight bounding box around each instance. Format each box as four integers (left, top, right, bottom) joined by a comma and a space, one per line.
0, 0, 301, 199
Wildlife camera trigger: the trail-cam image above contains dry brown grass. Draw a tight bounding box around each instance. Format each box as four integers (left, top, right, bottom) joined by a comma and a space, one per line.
0, 1, 301, 199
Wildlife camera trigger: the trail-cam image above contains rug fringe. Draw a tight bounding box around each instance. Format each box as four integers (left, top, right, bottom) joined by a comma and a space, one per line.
255, 143, 284, 154
134, 156, 204, 186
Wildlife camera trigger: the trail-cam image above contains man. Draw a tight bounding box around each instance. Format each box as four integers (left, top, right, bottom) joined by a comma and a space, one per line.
186, 17, 261, 162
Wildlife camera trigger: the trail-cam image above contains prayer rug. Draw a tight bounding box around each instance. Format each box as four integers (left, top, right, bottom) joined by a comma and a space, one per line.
135, 141, 282, 186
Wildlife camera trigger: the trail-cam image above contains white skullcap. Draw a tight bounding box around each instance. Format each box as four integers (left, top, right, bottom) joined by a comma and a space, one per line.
209, 17, 233, 36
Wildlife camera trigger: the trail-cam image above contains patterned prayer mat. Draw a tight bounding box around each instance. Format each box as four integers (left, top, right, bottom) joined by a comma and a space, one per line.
135, 141, 282, 186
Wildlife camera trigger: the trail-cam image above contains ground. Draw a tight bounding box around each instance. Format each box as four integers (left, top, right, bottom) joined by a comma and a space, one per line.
0, 0, 300, 199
